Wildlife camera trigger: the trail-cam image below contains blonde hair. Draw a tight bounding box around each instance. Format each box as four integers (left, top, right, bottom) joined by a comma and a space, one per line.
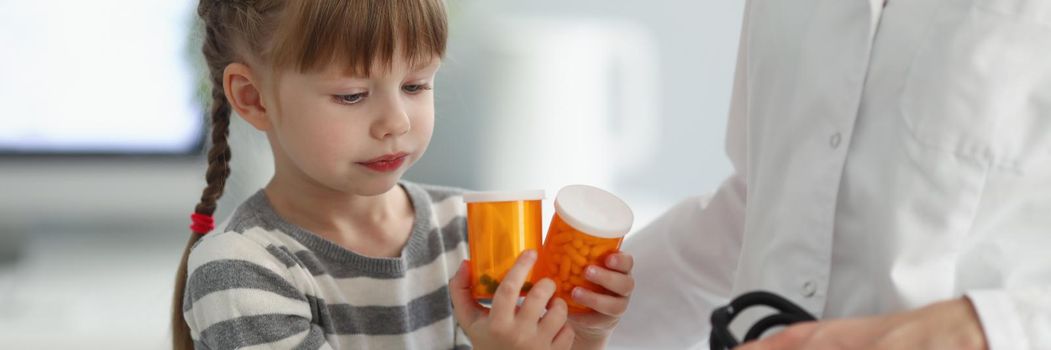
173, 1, 447, 349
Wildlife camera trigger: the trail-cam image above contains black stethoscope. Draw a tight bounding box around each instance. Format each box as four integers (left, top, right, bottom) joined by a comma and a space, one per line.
709, 291, 817, 350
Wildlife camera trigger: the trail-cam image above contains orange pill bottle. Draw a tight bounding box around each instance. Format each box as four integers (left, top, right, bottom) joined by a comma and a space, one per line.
535, 185, 633, 313
463, 190, 545, 303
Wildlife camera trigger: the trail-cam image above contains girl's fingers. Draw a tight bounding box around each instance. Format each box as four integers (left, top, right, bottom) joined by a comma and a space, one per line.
572, 286, 629, 317
584, 265, 635, 297
550, 323, 576, 350
449, 260, 481, 326
605, 252, 634, 274
490, 250, 538, 323
516, 278, 557, 324
538, 297, 569, 341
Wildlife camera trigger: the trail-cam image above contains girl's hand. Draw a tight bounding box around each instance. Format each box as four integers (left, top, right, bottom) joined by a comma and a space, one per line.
567, 252, 636, 349
450, 250, 576, 350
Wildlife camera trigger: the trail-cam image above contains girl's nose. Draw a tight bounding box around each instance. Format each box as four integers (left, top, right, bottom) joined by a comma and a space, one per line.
371, 100, 411, 139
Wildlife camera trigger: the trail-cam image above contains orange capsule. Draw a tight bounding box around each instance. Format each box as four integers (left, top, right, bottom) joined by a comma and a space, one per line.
566, 247, 588, 266
561, 242, 579, 257
590, 245, 612, 260
559, 256, 572, 281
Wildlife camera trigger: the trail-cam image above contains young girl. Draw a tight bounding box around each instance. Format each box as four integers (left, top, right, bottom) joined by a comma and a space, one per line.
171, 1, 637, 349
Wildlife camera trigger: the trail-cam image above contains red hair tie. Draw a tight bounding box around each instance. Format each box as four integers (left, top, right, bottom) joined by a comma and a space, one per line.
190, 213, 216, 234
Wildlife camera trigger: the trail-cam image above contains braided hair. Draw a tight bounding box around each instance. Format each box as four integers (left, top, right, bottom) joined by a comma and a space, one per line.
171, 1, 281, 349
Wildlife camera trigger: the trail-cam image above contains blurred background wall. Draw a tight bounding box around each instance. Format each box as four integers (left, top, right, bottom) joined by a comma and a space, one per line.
0, 0, 743, 348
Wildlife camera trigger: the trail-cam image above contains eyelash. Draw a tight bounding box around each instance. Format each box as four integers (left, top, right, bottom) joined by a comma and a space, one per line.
335, 92, 368, 105
333, 83, 433, 105
402, 83, 432, 93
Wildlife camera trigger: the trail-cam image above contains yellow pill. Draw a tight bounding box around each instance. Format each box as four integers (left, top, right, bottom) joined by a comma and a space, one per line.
572, 238, 584, 249
579, 245, 590, 257
561, 244, 579, 258
566, 247, 588, 266
570, 276, 587, 286
589, 245, 612, 260
571, 264, 582, 274
559, 256, 572, 281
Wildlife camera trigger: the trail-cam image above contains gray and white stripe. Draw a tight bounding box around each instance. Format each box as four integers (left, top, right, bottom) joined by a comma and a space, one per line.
183, 182, 471, 350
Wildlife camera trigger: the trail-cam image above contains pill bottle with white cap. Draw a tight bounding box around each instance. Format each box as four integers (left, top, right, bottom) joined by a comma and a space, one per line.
534, 184, 633, 313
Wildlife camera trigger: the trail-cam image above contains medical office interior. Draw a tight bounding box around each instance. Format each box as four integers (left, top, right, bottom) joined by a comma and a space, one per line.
0, 0, 744, 348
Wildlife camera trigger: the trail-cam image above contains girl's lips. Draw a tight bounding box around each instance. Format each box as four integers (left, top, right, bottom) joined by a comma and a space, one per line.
358, 153, 409, 172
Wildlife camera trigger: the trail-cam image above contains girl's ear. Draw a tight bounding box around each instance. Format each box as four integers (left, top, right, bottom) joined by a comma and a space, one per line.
223, 63, 271, 131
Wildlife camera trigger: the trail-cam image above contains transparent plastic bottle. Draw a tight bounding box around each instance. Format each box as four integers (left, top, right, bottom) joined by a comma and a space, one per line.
535, 185, 633, 313
463, 190, 545, 303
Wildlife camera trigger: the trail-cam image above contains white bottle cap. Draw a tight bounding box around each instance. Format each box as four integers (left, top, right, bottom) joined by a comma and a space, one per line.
554, 185, 633, 238
463, 190, 545, 203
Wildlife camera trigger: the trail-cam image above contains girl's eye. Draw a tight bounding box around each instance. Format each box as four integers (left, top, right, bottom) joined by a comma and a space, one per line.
335, 92, 367, 105
403, 83, 432, 94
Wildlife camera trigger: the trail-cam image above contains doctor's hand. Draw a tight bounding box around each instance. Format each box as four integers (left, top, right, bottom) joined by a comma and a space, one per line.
736, 297, 987, 350
567, 252, 636, 350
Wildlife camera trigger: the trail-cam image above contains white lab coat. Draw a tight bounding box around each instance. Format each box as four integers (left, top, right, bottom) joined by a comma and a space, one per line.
610, 0, 1051, 349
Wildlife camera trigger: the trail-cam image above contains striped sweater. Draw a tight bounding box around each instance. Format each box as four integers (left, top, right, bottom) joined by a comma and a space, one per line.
183, 181, 472, 350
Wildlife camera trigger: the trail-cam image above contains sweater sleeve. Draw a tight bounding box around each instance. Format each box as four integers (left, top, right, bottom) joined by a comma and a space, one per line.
182, 232, 333, 350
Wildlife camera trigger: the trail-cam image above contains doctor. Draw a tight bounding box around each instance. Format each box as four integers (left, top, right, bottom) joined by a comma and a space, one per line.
610, 0, 1050, 349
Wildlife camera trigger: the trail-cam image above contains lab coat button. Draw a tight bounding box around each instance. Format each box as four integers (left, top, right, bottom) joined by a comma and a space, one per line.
802, 280, 817, 297
830, 133, 842, 149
